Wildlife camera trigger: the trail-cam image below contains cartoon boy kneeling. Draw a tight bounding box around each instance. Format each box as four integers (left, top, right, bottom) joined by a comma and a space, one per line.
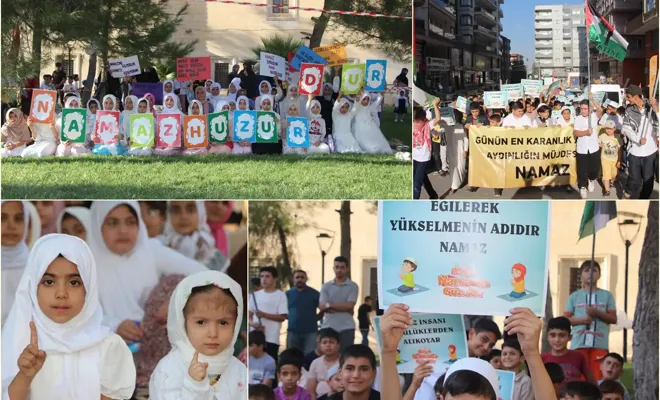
398, 257, 418, 293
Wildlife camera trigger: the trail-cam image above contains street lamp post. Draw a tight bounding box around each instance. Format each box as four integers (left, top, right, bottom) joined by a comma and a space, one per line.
617, 214, 642, 363
316, 231, 335, 284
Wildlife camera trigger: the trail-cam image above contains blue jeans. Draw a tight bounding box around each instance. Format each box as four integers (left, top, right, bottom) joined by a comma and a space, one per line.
413, 160, 438, 199
287, 331, 318, 355
360, 329, 369, 346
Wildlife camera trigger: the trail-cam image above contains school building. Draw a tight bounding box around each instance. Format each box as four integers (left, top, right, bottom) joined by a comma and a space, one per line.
250, 201, 649, 358
39, 0, 409, 91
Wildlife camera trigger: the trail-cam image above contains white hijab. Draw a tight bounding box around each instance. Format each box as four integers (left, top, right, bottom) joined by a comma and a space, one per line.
88, 201, 160, 323
214, 100, 229, 113
209, 83, 223, 106
24, 201, 42, 250
236, 95, 250, 111
259, 95, 274, 112
1, 234, 111, 399
56, 207, 92, 241
226, 78, 241, 102
1, 201, 30, 270
163, 79, 176, 102
309, 99, 322, 120
64, 96, 81, 109
162, 93, 182, 115
258, 80, 272, 96
102, 94, 118, 111
164, 201, 216, 264
137, 97, 151, 114
167, 270, 243, 375
86, 99, 100, 120
189, 100, 205, 116
204, 80, 215, 100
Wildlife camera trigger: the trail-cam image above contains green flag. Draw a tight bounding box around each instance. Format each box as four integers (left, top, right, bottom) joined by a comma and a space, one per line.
586, 1, 628, 62
578, 201, 617, 241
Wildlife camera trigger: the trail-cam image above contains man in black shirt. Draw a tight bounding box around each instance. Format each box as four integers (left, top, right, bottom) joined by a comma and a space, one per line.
303, 330, 323, 371
328, 345, 380, 400
357, 297, 373, 346
52, 62, 67, 105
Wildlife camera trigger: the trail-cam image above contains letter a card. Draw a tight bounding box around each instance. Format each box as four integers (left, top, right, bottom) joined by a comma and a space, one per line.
299, 63, 325, 95
129, 114, 155, 149
60, 108, 87, 143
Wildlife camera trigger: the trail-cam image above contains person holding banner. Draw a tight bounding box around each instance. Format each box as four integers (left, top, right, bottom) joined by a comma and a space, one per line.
234, 96, 255, 155
307, 96, 331, 154
23, 118, 57, 159
282, 103, 307, 155
92, 95, 128, 156
332, 94, 362, 154
316, 83, 338, 137
1, 108, 32, 158
55, 97, 91, 157
120, 95, 139, 146
353, 92, 391, 154
154, 93, 184, 156
253, 95, 282, 155
208, 101, 235, 155
555, 106, 574, 127
502, 102, 532, 129
533, 105, 553, 128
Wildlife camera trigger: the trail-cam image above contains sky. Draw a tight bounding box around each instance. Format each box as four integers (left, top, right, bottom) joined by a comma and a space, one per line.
501, 0, 586, 65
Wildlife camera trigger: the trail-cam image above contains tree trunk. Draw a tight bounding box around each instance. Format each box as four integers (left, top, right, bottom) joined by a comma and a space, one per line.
338, 201, 352, 278
82, 53, 97, 104
632, 203, 658, 398
32, 6, 44, 74
541, 276, 553, 353
276, 220, 293, 288
308, 0, 334, 48
9, 23, 21, 61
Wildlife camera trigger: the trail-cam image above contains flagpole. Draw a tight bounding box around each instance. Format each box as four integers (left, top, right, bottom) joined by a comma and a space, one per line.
586, 0, 592, 133
589, 201, 597, 305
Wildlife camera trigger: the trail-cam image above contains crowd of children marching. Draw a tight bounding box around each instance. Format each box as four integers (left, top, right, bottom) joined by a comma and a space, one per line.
413, 85, 658, 200
1, 200, 248, 400
1, 75, 402, 158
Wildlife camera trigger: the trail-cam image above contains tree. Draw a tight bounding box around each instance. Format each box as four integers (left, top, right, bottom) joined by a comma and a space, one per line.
632, 203, 658, 398
541, 277, 554, 353
336, 201, 352, 278
251, 34, 304, 61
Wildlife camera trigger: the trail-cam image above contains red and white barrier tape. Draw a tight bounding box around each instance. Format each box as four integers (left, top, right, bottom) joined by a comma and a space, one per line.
202, 0, 411, 19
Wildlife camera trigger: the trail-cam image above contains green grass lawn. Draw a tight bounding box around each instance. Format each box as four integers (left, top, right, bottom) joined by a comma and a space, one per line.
1, 107, 411, 199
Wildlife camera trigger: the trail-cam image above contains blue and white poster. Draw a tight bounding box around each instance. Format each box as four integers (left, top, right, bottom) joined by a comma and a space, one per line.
365, 60, 387, 92
290, 45, 328, 71
496, 370, 515, 400
373, 313, 468, 373
233, 110, 257, 143
378, 201, 550, 316
286, 117, 309, 148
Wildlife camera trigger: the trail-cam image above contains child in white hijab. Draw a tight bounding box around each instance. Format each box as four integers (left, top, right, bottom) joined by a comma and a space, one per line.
255, 78, 283, 111
149, 270, 246, 400
163, 80, 176, 104
352, 91, 391, 154
332, 92, 362, 153
127, 97, 155, 156
56, 206, 92, 242
24, 201, 41, 250
22, 111, 58, 158
88, 201, 207, 344
1, 108, 32, 158
182, 100, 210, 155
280, 85, 307, 121
1, 201, 30, 324
1, 234, 137, 399
85, 98, 100, 149
208, 83, 223, 109
232, 96, 253, 155
282, 103, 307, 155
204, 80, 215, 100
154, 93, 184, 156
225, 78, 242, 103
164, 201, 229, 272
208, 101, 234, 154
251, 95, 282, 154
120, 94, 139, 141
91, 94, 128, 155
54, 96, 90, 156
306, 94, 331, 154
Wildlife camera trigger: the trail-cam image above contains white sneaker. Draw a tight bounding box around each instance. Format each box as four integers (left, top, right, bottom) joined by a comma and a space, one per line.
580, 187, 588, 199
588, 180, 595, 192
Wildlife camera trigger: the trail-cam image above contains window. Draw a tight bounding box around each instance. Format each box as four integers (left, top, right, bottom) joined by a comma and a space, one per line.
59, 59, 74, 76
214, 63, 229, 87
268, 0, 296, 20
460, 0, 471, 6
460, 15, 472, 26
272, 0, 289, 13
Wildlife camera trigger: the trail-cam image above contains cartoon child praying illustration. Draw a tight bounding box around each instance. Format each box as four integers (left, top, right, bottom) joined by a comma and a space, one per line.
398, 257, 418, 293
509, 263, 527, 298
448, 345, 457, 362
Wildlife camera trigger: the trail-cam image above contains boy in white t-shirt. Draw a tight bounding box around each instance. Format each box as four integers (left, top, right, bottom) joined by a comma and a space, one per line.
249, 266, 289, 365
502, 101, 532, 128
573, 100, 601, 198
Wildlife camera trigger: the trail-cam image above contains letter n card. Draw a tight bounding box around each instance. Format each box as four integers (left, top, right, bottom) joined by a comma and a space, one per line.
30, 90, 57, 123
156, 114, 182, 147
94, 111, 120, 144
286, 117, 309, 148
184, 115, 209, 148
208, 111, 230, 143
298, 63, 325, 95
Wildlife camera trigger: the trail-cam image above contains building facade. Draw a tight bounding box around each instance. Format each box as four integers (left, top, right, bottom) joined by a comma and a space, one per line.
534, 5, 588, 85
501, 35, 511, 83
414, 0, 504, 97
589, 0, 658, 89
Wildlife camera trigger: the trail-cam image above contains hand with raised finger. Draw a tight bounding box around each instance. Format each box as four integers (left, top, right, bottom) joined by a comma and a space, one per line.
379, 304, 412, 354
503, 308, 542, 357
411, 360, 434, 388
188, 351, 209, 382
17, 322, 47, 378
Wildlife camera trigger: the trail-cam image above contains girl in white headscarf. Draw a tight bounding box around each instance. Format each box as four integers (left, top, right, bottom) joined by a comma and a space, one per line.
1, 234, 136, 400
183, 99, 210, 155
164, 201, 229, 271
204, 80, 215, 100
56, 206, 92, 242
352, 91, 391, 154
251, 95, 282, 154
1, 201, 30, 324
85, 98, 100, 150
149, 270, 246, 400
21, 109, 59, 158
88, 201, 207, 344
154, 93, 184, 156
54, 96, 90, 156
332, 92, 362, 153
232, 96, 253, 155
194, 86, 211, 114
163, 80, 176, 104
280, 85, 307, 121
208, 83, 223, 109
128, 97, 155, 156
282, 103, 307, 155
24, 201, 42, 250
306, 94, 331, 154
255, 78, 283, 111
120, 94, 139, 141
225, 78, 242, 103
91, 94, 128, 155
208, 101, 234, 154
1, 108, 32, 158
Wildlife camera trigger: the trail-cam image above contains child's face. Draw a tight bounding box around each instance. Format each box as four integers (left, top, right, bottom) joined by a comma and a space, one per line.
249, 343, 263, 356
165, 82, 173, 92
324, 86, 333, 96
489, 355, 502, 370
539, 110, 550, 119
260, 82, 270, 94
229, 84, 237, 94
606, 127, 615, 136
512, 268, 522, 278
8, 112, 17, 123
61, 216, 87, 242
103, 98, 114, 110
169, 201, 199, 235
562, 110, 571, 120
401, 261, 414, 273
67, 77, 73, 83
101, 205, 139, 255
165, 96, 175, 108
138, 101, 148, 113
602, 394, 624, 400
361, 97, 370, 106
1, 201, 25, 246
501, 347, 523, 370
45, 76, 52, 83
212, 87, 220, 96
69, 99, 79, 108
548, 328, 570, 352
600, 356, 623, 380
554, 104, 562, 110
321, 337, 339, 357
139, 202, 165, 238
489, 119, 499, 127
513, 108, 524, 117
329, 372, 345, 393
289, 87, 298, 97
125, 98, 133, 111
340, 356, 376, 395
192, 103, 200, 115
205, 201, 228, 222
312, 104, 321, 115
340, 103, 350, 114
37, 257, 86, 323
238, 100, 248, 110
34, 201, 55, 228
196, 88, 206, 101
581, 266, 600, 286
277, 364, 301, 391
262, 100, 272, 111
89, 103, 98, 114
288, 105, 299, 116
205, 81, 213, 89
467, 330, 497, 357
470, 109, 480, 119
230, 102, 237, 111
184, 288, 237, 356
238, 89, 247, 97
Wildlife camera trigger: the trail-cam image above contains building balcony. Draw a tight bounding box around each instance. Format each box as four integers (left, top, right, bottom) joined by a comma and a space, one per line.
600, 0, 643, 17
498, 6, 503, 18
429, 0, 457, 18
535, 41, 552, 48
476, 0, 498, 12
475, 7, 497, 25
428, 22, 458, 43
535, 30, 552, 37
535, 12, 552, 19
625, 5, 659, 35
536, 51, 552, 57
474, 25, 498, 41
535, 21, 553, 28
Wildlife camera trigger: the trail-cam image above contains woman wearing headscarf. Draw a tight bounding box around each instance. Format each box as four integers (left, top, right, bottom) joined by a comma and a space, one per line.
1, 201, 30, 324
55, 96, 91, 156
225, 78, 242, 103
255, 78, 283, 111
1, 108, 32, 157
91, 94, 128, 155
208, 82, 224, 109
315, 82, 338, 137
280, 85, 307, 121
22, 110, 59, 158
154, 93, 184, 156
56, 206, 92, 242
352, 91, 392, 154
33, 201, 65, 236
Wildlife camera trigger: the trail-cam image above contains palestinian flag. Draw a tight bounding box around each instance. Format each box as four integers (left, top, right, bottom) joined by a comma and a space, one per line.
578, 201, 617, 241
586, 0, 628, 61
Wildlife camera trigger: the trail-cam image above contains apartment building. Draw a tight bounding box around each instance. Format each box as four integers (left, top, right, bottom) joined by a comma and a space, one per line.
534, 5, 588, 85
414, 0, 504, 95
501, 35, 511, 83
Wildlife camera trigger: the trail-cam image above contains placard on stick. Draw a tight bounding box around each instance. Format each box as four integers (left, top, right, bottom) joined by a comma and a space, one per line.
259, 52, 286, 79
208, 111, 230, 143
29, 89, 57, 123
60, 109, 87, 143
256, 111, 278, 143
129, 114, 155, 149
183, 115, 209, 148
286, 117, 309, 148
299, 63, 325, 96
176, 57, 212, 81
365, 60, 387, 92
312, 44, 347, 67
156, 114, 182, 147
94, 111, 120, 144
340, 64, 366, 95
